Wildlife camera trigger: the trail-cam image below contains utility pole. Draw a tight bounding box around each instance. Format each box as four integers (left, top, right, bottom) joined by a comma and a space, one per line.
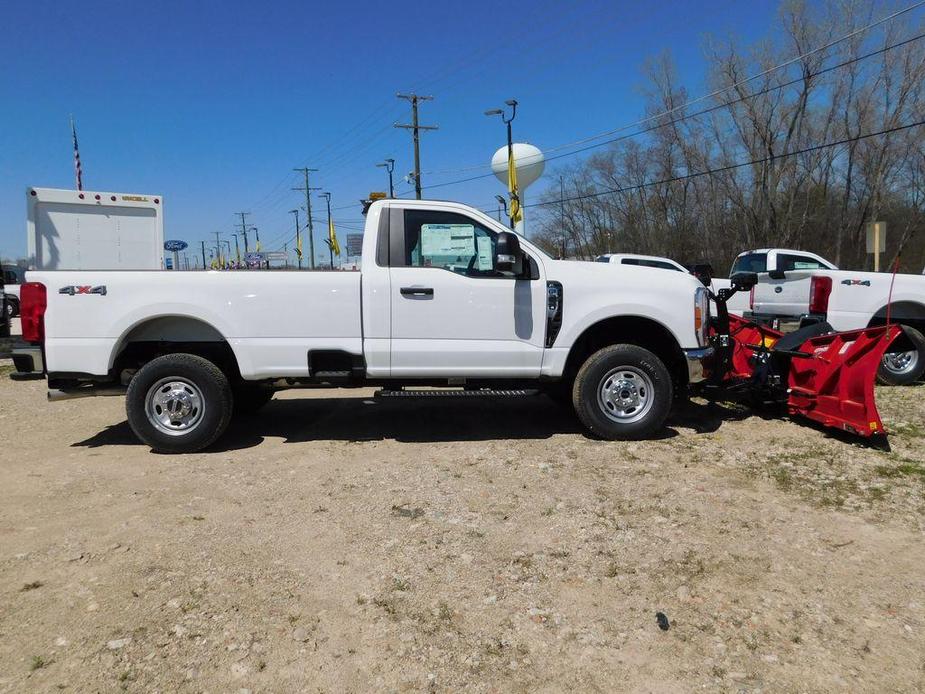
231, 233, 242, 264
319, 191, 335, 269
223, 241, 233, 268
212, 231, 223, 267
376, 158, 395, 197
395, 94, 437, 199
200, 241, 207, 270
289, 208, 302, 269
236, 212, 251, 252
293, 167, 320, 269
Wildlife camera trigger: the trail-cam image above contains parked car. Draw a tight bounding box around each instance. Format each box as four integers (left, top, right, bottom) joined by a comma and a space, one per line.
2, 264, 24, 318
12, 199, 714, 452
595, 253, 689, 273
716, 248, 925, 385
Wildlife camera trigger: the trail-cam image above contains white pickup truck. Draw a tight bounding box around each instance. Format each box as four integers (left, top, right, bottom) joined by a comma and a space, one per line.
11, 199, 713, 453
723, 248, 925, 385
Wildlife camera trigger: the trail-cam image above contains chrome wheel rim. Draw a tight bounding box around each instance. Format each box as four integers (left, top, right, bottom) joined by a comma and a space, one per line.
597, 366, 654, 424
882, 349, 918, 376
145, 378, 205, 436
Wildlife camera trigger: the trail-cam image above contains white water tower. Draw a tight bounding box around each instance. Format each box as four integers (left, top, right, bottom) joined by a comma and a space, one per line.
491, 143, 545, 236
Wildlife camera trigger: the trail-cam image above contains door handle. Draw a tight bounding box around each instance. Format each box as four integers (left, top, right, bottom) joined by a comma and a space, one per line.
400, 286, 434, 297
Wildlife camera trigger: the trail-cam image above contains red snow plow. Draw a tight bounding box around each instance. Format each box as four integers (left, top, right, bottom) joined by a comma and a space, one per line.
702, 273, 900, 439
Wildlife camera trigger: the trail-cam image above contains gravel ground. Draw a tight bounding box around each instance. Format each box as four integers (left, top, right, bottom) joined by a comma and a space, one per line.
0, 363, 923, 692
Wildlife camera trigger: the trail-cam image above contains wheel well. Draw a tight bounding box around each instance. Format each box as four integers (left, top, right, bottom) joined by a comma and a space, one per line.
112, 316, 241, 381
868, 302, 925, 334
562, 316, 687, 389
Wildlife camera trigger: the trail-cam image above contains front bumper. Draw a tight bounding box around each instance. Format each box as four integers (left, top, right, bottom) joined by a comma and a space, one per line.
682, 346, 714, 384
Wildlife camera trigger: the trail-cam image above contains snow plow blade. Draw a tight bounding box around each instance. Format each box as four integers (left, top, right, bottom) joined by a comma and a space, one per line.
720, 315, 900, 438
785, 324, 900, 437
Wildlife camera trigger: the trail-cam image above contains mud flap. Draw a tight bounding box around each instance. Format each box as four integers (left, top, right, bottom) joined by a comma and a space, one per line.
786, 324, 900, 437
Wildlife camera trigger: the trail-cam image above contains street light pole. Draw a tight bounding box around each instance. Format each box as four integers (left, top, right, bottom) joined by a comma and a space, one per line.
485, 99, 518, 230
319, 192, 334, 269
377, 158, 395, 197
289, 209, 302, 269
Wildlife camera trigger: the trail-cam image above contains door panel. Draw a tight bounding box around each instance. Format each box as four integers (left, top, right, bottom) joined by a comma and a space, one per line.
389, 267, 545, 376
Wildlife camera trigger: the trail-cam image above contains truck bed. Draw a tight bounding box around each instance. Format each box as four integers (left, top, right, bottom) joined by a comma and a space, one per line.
28, 270, 362, 379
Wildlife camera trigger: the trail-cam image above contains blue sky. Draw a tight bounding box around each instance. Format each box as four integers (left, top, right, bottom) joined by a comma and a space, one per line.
0, 0, 783, 264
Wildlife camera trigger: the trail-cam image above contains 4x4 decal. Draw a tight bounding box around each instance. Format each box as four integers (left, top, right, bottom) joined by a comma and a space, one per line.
59, 285, 107, 296
840, 279, 871, 286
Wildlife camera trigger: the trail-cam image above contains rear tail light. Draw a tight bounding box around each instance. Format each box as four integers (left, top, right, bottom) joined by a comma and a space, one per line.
809, 276, 833, 315
20, 282, 47, 343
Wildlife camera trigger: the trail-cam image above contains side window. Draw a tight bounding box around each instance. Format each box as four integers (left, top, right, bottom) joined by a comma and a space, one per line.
402, 210, 499, 276
777, 253, 826, 271
2, 270, 17, 284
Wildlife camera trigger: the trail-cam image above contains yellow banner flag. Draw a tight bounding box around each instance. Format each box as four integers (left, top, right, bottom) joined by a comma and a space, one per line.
296, 232, 303, 259
508, 146, 522, 226
329, 216, 341, 256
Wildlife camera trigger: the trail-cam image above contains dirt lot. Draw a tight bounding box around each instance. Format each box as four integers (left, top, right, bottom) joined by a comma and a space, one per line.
0, 362, 923, 693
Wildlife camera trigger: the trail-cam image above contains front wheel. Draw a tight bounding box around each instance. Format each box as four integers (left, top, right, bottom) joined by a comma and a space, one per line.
572, 344, 673, 440
126, 353, 233, 453
877, 326, 925, 386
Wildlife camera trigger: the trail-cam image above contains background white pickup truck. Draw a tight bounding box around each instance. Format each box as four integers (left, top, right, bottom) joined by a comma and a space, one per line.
724, 248, 925, 385
12, 199, 712, 452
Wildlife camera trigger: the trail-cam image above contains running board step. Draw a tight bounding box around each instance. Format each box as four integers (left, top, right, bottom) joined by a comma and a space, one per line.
375, 388, 537, 398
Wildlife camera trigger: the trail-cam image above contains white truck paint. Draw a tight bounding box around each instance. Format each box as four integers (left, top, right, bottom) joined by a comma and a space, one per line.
13, 199, 713, 451
27, 187, 165, 271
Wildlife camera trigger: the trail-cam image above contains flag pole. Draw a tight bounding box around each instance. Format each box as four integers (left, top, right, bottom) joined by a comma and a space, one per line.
70, 115, 83, 191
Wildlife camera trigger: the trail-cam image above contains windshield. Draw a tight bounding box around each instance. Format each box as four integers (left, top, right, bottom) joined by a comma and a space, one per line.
731, 253, 767, 274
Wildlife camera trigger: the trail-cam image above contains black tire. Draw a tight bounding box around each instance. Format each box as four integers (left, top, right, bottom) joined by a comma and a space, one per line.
233, 384, 275, 415
126, 353, 233, 453
572, 344, 673, 440
877, 325, 925, 386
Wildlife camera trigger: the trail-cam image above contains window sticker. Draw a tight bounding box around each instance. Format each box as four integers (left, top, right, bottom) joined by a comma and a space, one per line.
421, 224, 475, 257
476, 236, 493, 271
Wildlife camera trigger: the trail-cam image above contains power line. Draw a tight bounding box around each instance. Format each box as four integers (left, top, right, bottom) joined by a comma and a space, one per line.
526, 119, 925, 209
420, 1, 925, 181
420, 30, 925, 192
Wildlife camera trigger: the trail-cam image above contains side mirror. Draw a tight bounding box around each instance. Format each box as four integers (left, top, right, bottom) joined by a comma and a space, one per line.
768, 269, 786, 280
689, 263, 714, 287
730, 271, 758, 291
495, 231, 523, 273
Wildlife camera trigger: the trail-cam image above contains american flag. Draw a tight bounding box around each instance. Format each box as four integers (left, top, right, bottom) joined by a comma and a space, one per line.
70, 116, 83, 191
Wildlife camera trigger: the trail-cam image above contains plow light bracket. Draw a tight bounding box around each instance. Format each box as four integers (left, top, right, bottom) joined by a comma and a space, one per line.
730, 271, 759, 292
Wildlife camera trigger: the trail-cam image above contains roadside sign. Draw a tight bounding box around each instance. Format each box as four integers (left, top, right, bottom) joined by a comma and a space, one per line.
264, 251, 288, 262
866, 221, 886, 271
164, 240, 188, 252
346, 234, 363, 256
165, 257, 173, 269
245, 252, 266, 265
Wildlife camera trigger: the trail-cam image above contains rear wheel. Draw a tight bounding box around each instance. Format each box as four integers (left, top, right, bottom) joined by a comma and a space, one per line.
572, 344, 673, 440
126, 353, 233, 453
877, 326, 925, 386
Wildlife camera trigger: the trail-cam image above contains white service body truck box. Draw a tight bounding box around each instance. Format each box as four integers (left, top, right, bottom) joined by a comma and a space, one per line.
27, 187, 164, 270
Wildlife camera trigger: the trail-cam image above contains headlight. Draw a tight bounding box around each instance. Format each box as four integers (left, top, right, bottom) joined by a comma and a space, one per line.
694, 286, 710, 347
